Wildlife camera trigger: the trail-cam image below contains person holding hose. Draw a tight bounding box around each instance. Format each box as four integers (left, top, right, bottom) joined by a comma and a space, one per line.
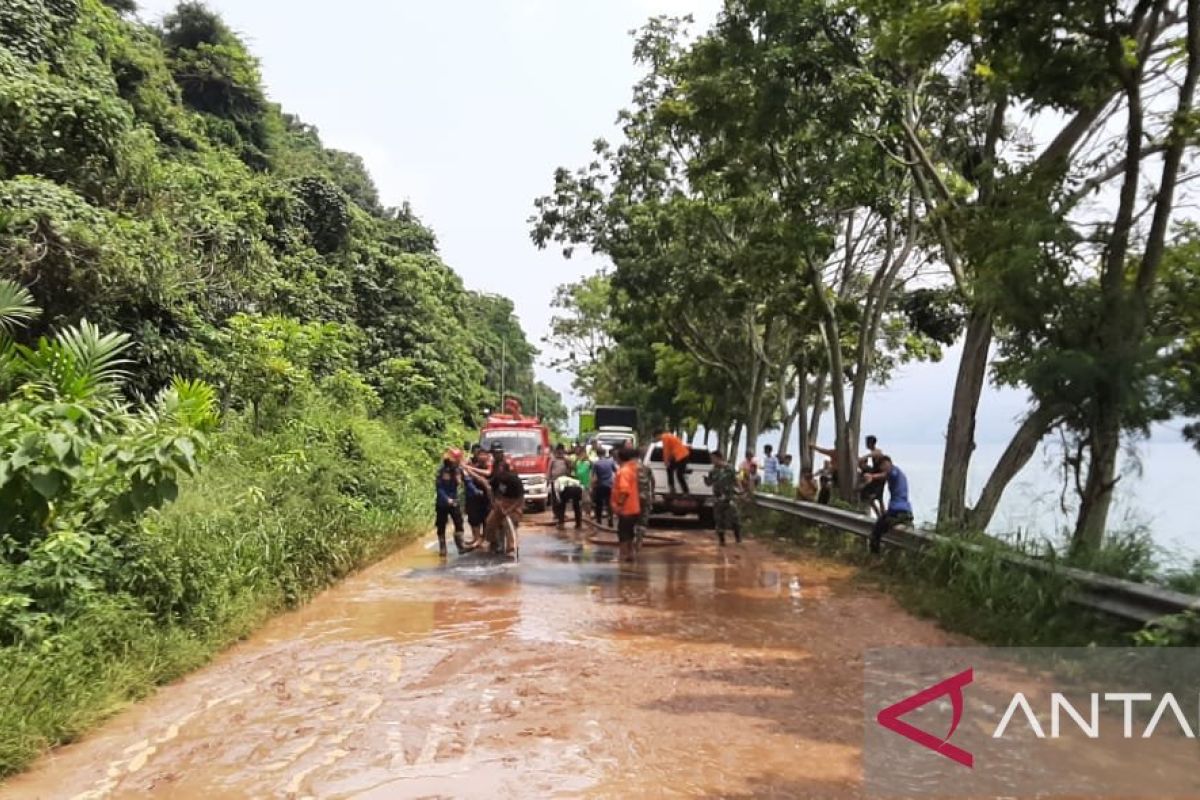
653, 428, 691, 495
463, 447, 491, 548
434, 448, 467, 557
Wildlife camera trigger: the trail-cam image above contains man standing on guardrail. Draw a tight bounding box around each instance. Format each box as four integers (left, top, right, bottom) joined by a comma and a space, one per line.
861, 455, 913, 554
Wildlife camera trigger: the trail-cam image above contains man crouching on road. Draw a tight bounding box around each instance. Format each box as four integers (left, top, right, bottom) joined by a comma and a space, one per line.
705, 451, 743, 546
860, 455, 913, 554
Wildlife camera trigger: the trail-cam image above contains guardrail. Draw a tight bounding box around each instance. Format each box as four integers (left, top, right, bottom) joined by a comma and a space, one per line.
752, 493, 1200, 626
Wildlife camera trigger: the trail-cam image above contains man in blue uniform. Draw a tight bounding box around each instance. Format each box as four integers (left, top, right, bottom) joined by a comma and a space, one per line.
591, 447, 617, 528
435, 448, 467, 557
862, 455, 913, 554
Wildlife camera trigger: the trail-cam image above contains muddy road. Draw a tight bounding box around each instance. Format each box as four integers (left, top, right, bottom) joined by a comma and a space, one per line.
3, 517, 955, 799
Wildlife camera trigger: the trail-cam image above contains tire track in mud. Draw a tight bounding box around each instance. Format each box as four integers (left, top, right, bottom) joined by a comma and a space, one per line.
2, 516, 959, 799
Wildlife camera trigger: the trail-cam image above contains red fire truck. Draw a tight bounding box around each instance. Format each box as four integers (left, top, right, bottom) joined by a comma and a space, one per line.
478, 399, 551, 512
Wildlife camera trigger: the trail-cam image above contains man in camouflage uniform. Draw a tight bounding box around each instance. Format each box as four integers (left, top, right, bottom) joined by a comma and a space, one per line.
635, 450, 654, 549
705, 451, 742, 546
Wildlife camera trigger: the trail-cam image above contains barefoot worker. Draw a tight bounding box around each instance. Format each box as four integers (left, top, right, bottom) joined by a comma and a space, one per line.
483, 456, 525, 556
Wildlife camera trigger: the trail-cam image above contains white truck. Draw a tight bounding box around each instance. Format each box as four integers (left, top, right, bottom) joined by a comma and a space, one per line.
644, 442, 715, 522
587, 406, 639, 452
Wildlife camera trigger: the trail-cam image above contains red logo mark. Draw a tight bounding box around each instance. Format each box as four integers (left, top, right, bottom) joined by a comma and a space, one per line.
876, 668, 974, 768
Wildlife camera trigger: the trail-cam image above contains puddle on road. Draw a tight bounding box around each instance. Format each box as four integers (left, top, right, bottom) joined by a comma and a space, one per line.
2, 521, 948, 799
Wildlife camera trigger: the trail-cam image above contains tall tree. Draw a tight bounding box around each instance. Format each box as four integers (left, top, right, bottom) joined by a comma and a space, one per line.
544, 273, 615, 405
864, 0, 1199, 540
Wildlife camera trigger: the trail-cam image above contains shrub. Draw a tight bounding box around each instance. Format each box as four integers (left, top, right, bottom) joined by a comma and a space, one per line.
0, 70, 132, 197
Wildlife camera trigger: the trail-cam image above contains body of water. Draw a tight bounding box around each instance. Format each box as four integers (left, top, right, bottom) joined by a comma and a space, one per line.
895, 440, 1199, 560
709, 427, 1200, 563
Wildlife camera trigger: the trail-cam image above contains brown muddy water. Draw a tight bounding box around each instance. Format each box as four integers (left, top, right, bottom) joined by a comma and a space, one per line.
2, 518, 955, 799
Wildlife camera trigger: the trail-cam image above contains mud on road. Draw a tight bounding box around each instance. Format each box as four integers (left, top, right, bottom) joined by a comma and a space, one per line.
2, 516, 955, 799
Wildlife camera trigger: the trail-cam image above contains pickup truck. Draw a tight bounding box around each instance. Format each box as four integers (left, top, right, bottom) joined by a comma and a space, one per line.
644, 442, 715, 522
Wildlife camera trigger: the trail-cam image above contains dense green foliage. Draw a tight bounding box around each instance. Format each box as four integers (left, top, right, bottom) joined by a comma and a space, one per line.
0, 0, 551, 774
536, 0, 1200, 546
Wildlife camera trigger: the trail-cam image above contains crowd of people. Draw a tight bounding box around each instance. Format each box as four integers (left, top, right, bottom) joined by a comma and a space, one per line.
434, 439, 656, 563
435, 431, 911, 559
731, 435, 913, 554
544, 441, 653, 563
433, 443, 528, 558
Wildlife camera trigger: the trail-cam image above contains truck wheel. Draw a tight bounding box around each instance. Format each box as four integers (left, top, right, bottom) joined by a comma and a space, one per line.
699, 507, 715, 527
531, 501, 547, 513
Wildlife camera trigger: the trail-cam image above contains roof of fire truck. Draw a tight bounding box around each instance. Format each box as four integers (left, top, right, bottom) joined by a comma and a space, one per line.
483, 414, 545, 429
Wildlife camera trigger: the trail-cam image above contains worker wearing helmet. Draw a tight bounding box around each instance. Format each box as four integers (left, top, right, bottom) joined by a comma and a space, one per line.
435, 448, 467, 557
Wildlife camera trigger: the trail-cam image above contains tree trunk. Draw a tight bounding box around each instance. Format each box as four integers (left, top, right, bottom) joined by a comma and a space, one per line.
745, 372, 766, 457
793, 369, 809, 470
848, 211, 911, 464
966, 404, 1058, 532
938, 308, 993, 529
821, 322, 854, 497
716, 424, 728, 461
778, 405, 798, 458
728, 420, 743, 462
776, 366, 799, 457
1072, 412, 1121, 553
778, 369, 804, 458
809, 263, 854, 496
804, 372, 826, 473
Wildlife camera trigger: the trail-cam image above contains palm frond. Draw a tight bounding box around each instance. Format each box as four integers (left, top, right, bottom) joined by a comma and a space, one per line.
0, 279, 39, 335
156, 377, 220, 431
56, 320, 133, 392
21, 321, 133, 401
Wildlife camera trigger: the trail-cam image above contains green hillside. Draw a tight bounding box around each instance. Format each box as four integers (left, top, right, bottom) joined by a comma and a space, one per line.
0, 0, 555, 774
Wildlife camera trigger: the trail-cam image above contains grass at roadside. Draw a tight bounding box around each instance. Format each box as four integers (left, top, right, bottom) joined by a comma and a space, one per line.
747, 507, 1133, 647
0, 403, 435, 777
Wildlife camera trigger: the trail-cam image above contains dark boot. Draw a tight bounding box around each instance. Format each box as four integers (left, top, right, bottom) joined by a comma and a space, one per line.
718, 531, 727, 546
437, 534, 448, 557
454, 533, 466, 554
734, 526, 742, 544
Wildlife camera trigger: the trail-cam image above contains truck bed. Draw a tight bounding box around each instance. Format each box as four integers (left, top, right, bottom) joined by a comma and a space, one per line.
644, 442, 714, 516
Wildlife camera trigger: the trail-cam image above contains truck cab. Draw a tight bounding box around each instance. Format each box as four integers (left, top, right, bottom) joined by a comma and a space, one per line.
479, 414, 551, 511
588, 406, 639, 452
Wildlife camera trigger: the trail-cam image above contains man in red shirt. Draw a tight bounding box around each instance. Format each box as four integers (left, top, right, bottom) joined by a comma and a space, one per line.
653, 428, 692, 495
612, 447, 642, 563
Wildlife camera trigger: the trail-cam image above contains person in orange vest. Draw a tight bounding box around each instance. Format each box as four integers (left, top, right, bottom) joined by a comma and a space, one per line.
612, 446, 642, 563
653, 428, 692, 495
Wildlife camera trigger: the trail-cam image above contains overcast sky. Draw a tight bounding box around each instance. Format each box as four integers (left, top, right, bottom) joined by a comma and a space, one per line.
133, 0, 1190, 452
